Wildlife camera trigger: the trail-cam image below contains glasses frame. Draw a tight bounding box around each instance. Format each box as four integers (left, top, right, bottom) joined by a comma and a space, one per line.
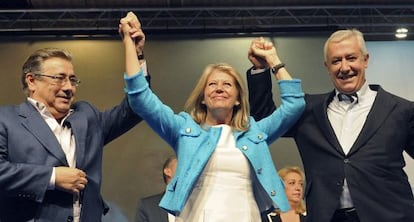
33, 73, 81, 87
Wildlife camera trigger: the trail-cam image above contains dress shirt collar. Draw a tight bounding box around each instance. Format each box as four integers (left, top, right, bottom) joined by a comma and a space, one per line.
334, 81, 370, 104
27, 97, 74, 124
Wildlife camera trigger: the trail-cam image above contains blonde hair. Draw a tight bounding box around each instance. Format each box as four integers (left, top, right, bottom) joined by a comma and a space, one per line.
278, 166, 306, 215
323, 28, 368, 62
184, 63, 250, 131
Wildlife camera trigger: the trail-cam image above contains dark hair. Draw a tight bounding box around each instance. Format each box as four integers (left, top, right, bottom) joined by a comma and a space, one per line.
162, 155, 177, 184
21, 48, 73, 95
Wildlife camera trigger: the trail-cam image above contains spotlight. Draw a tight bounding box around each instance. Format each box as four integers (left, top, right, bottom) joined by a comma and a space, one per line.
395, 28, 408, 39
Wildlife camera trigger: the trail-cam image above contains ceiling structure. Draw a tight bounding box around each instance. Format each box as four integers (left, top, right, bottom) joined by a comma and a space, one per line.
0, 1, 414, 40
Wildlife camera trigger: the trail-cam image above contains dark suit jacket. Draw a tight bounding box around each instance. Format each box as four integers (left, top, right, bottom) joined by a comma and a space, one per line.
247, 70, 414, 222
0, 98, 142, 222
135, 193, 168, 222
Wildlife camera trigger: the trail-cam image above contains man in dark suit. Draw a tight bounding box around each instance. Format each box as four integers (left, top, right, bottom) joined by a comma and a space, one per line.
135, 156, 177, 222
246, 30, 414, 222
0, 27, 148, 222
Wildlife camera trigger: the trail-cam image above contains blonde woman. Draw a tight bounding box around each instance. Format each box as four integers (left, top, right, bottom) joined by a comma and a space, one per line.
263, 166, 306, 222
120, 12, 305, 221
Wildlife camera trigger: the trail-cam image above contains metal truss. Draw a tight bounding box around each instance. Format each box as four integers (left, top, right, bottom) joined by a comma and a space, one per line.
0, 5, 413, 40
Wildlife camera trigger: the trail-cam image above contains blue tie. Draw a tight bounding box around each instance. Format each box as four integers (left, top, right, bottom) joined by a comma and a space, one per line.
338, 92, 358, 103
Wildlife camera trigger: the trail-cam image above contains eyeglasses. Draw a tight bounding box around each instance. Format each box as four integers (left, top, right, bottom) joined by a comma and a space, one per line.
33, 73, 81, 86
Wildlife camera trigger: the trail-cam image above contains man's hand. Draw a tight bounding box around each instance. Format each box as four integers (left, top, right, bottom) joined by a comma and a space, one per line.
249, 37, 281, 68
248, 37, 268, 69
119, 11, 146, 55
55, 167, 88, 194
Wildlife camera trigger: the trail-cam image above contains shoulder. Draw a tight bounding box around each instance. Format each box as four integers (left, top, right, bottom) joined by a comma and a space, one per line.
374, 85, 412, 103
0, 102, 30, 121
305, 92, 332, 102
71, 100, 96, 110
0, 104, 19, 114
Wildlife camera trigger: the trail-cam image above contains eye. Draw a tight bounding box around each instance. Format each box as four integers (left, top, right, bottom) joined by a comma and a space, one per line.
69, 76, 79, 82
331, 59, 341, 65
347, 56, 357, 61
55, 75, 66, 81
224, 82, 232, 88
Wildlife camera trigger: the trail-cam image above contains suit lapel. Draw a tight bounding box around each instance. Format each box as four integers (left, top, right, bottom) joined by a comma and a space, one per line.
66, 106, 88, 168
19, 101, 68, 165
349, 86, 395, 155
312, 91, 346, 155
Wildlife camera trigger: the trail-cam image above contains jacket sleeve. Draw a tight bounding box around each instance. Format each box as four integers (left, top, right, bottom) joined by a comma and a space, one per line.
246, 67, 277, 121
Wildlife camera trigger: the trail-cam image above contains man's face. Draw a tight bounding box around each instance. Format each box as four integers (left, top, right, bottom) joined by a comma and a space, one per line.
324, 36, 369, 94
27, 57, 77, 120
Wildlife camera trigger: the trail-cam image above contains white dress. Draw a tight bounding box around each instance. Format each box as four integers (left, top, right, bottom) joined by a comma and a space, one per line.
176, 125, 261, 222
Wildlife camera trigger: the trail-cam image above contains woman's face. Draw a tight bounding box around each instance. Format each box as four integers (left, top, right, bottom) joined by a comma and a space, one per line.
284, 172, 304, 205
202, 70, 240, 121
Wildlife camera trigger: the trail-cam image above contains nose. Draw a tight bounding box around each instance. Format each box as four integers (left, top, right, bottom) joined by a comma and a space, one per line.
215, 84, 224, 92
294, 184, 303, 191
339, 60, 351, 73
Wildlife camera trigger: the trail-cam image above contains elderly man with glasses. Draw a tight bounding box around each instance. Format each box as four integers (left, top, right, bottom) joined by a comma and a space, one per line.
0, 45, 148, 222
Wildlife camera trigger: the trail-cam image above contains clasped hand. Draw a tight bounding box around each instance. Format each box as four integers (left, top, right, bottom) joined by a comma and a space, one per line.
119, 12, 146, 54
55, 166, 88, 194
248, 37, 281, 69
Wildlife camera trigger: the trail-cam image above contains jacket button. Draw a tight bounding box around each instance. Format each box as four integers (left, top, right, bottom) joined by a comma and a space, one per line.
344, 158, 350, 163
257, 168, 263, 174
270, 190, 276, 196
257, 134, 263, 140
242, 145, 248, 151
185, 128, 191, 133
67, 216, 73, 222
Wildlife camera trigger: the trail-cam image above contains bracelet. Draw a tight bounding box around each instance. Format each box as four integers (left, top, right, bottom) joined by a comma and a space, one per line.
271, 63, 285, 74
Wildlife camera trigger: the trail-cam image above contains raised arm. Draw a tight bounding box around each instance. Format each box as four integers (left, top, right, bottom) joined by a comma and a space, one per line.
249, 38, 305, 142
119, 12, 144, 77
247, 37, 289, 121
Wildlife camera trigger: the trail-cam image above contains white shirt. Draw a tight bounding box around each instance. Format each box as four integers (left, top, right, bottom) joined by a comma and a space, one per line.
327, 82, 377, 208
168, 213, 175, 222
27, 98, 80, 222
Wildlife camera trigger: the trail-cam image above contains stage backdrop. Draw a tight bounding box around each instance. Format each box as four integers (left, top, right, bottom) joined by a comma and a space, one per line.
366, 41, 414, 189
0, 36, 412, 221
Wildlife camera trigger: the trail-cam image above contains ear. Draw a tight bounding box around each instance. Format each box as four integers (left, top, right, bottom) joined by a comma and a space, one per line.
26, 73, 37, 92
364, 53, 370, 68
164, 168, 172, 179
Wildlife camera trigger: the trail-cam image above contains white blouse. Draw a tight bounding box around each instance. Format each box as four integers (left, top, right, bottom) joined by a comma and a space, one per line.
176, 125, 260, 222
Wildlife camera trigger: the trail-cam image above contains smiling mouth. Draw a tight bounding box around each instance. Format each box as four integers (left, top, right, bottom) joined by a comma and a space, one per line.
58, 96, 72, 101
338, 73, 357, 80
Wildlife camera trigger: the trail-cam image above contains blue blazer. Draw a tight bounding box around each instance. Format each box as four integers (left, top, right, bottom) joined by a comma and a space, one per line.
0, 98, 142, 222
124, 70, 305, 215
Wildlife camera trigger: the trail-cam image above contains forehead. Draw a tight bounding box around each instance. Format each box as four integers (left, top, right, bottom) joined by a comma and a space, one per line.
207, 70, 235, 81
41, 57, 74, 72
285, 171, 302, 180
327, 37, 362, 58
